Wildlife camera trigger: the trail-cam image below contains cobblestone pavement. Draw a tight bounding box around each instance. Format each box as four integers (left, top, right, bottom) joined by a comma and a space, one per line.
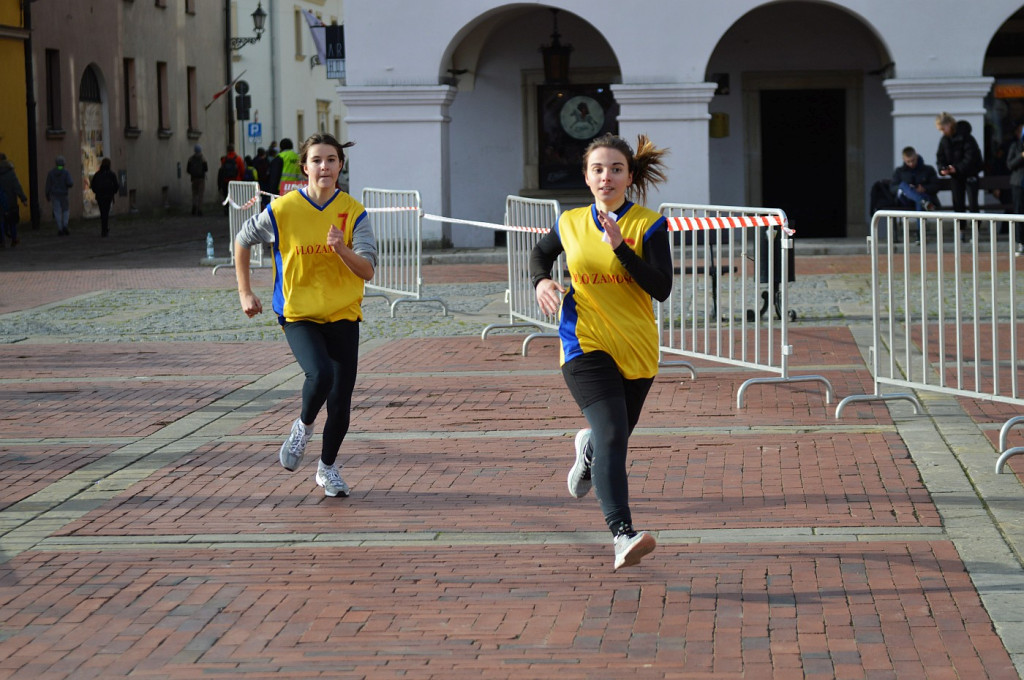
0, 212, 1022, 678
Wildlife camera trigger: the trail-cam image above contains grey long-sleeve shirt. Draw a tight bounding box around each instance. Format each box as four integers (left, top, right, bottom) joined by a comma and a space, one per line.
235, 191, 378, 270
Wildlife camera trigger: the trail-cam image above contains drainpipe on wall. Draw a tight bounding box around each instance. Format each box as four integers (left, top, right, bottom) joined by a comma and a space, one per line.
23, 0, 39, 228
269, 0, 278, 143
225, 0, 234, 145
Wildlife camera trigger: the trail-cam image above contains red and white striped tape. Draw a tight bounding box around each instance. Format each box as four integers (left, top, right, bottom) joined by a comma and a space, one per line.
300, 204, 795, 237
221, 194, 262, 211
665, 214, 793, 234
367, 207, 547, 234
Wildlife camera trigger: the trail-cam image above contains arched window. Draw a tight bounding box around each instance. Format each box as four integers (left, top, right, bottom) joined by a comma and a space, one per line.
79, 66, 101, 103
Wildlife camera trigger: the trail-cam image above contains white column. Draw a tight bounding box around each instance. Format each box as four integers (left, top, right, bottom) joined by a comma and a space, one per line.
338, 85, 457, 247
884, 77, 994, 167
611, 83, 718, 208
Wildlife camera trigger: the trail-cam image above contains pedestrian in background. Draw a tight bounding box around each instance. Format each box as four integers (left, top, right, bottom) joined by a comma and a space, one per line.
1007, 119, 1024, 256
892, 146, 940, 212
186, 144, 208, 216
89, 157, 120, 237
936, 112, 983, 214
267, 138, 301, 195
530, 133, 672, 570
45, 155, 74, 236
217, 144, 245, 214
0, 152, 28, 247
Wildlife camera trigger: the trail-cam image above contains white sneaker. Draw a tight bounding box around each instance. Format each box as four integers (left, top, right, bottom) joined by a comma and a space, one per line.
316, 463, 350, 497
1016, 243, 1023, 257
613, 531, 656, 570
279, 419, 313, 471
567, 428, 593, 498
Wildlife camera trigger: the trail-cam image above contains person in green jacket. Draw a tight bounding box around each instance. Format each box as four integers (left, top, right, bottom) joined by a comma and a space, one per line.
268, 138, 302, 195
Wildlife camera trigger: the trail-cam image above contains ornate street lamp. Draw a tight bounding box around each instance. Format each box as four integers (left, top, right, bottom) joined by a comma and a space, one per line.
230, 2, 267, 51
540, 8, 573, 84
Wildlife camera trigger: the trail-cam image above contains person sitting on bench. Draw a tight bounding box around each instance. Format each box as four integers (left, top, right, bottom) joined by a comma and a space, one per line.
893, 146, 940, 211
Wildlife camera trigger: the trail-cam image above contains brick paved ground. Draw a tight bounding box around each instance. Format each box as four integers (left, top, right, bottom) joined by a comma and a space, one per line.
0, 214, 1022, 678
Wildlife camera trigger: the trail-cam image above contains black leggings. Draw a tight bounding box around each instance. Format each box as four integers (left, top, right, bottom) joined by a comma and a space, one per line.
948, 175, 979, 213
283, 319, 359, 466
562, 351, 653, 535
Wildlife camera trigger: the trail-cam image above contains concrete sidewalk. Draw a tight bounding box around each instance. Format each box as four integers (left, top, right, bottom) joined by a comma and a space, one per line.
0, 212, 1022, 678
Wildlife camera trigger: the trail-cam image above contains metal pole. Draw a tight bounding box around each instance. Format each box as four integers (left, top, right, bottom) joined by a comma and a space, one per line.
23, 0, 40, 228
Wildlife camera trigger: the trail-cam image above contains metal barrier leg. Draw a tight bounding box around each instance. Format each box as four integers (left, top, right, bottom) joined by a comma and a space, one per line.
834, 392, 922, 419
522, 331, 557, 357
737, 374, 834, 409
391, 297, 448, 318
481, 321, 544, 341
658, 359, 697, 380
996, 447, 1024, 474
998, 416, 1024, 452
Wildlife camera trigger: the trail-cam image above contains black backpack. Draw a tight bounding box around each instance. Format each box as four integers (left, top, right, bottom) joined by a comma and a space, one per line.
217, 157, 237, 188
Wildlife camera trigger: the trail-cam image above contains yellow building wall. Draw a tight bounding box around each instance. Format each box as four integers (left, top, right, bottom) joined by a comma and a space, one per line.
0, 0, 30, 204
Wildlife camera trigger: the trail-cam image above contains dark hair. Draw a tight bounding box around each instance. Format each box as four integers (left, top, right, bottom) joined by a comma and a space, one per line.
582, 133, 669, 205
99, 157, 111, 170
298, 132, 355, 170
279, 138, 293, 150
901, 146, 916, 157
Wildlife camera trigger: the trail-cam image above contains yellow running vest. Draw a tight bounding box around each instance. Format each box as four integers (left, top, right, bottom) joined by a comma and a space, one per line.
557, 202, 666, 379
269, 189, 368, 324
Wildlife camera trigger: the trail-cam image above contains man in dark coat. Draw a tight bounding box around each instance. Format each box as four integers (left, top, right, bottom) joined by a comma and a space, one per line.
893, 146, 940, 211
0, 153, 28, 247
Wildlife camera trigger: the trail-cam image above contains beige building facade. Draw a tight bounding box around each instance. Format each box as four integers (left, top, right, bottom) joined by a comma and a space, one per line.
31, 0, 228, 225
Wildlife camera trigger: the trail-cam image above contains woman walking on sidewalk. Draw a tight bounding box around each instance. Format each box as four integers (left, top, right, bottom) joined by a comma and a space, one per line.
530, 133, 672, 569
234, 133, 376, 498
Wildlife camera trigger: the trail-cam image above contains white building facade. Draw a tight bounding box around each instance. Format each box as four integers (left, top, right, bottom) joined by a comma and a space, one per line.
339, 1, 1024, 247
227, 0, 347, 176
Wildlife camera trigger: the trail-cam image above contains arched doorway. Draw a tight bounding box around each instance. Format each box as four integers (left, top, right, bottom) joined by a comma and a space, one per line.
983, 6, 1024, 184
705, 2, 893, 238
444, 7, 621, 246
79, 65, 106, 218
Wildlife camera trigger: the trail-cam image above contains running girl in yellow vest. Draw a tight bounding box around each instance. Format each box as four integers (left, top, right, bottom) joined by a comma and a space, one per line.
234, 132, 377, 498
530, 133, 671, 569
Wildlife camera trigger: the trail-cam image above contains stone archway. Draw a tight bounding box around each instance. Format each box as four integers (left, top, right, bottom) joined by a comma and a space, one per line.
443, 6, 621, 246
983, 6, 1024, 180
705, 1, 893, 238
78, 64, 105, 218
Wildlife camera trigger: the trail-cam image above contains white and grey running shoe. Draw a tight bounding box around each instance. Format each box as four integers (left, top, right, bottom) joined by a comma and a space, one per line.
567, 428, 593, 498
613, 531, 656, 570
315, 463, 350, 497
279, 418, 312, 471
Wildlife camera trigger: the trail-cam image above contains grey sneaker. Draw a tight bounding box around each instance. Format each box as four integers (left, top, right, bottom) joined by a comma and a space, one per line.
279, 419, 313, 471
567, 428, 593, 498
316, 463, 350, 497
613, 531, 656, 570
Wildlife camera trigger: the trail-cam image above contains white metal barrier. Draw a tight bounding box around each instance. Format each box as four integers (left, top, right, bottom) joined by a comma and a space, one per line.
833, 210, 1024, 473
213, 180, 265, 274
658, 203, 833, 408
361, 188, 447, 317
481, 196, 566, 355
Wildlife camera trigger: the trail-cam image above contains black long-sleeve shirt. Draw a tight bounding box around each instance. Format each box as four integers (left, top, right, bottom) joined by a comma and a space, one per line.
529, 220, 673, 303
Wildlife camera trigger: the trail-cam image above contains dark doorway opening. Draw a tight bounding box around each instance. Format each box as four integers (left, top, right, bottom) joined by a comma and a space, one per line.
760, 89, 846, 238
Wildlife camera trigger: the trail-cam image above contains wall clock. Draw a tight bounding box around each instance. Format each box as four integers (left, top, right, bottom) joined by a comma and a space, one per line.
538, 84, 617, 190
